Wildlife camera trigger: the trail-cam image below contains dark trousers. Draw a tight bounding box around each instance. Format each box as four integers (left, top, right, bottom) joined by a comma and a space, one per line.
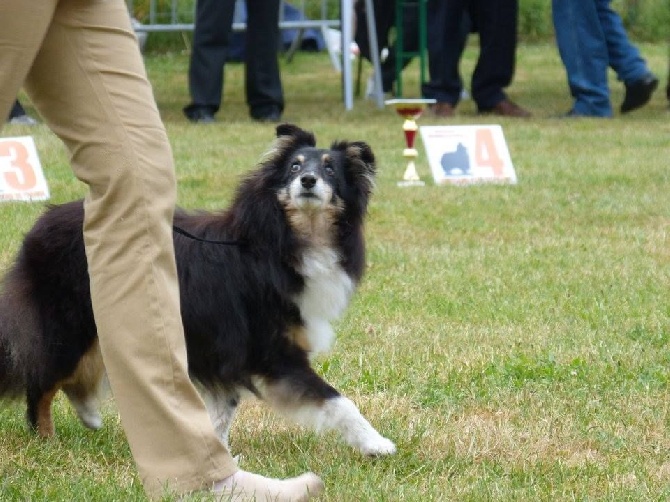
422, 0, 517, 110
8, 99, 26, 120
185, 0, 283, 118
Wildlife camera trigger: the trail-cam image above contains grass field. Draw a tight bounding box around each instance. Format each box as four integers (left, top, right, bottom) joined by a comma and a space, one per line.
1, 42, 669, 501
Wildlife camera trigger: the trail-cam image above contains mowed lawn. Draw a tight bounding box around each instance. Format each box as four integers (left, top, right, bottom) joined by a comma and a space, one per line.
0, 41, 669, 501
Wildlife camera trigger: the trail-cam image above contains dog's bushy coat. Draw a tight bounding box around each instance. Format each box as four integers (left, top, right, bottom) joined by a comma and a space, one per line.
0, 124, 395, 456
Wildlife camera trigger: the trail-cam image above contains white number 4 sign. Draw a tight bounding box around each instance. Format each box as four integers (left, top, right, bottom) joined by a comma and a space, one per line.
420, 125, 517, 185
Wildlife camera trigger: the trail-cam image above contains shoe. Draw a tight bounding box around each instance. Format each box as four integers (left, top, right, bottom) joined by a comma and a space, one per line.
428, 102, 455, 118
621, 73, 658, 113
8, 114, 38, 125
212, 470, 324, 501
251, 107, 282, 123
185, 107, 216, 124
480, 99, 531, 118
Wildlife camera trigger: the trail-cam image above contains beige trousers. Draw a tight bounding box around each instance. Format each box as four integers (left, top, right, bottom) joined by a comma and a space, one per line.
0, 0, 237, 498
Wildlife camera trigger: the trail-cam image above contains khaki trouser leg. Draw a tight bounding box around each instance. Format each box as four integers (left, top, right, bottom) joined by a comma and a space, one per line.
0, 0, 237, 498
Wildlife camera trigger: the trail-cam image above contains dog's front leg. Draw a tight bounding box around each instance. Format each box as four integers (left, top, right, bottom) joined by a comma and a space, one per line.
200, 387, 240, 450
260, 368, 396, 456
314, 394, 397, 456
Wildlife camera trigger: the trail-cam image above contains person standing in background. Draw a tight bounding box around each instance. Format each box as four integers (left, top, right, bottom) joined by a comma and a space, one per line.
552, 0, 658, 117
422, 0, 531, 118
0, 0, 322, 500
7, 99, 38, 125
184, 0, 285, 123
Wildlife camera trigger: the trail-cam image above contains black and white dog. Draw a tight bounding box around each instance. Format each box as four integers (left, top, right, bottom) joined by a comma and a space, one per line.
0, 124, 396, 456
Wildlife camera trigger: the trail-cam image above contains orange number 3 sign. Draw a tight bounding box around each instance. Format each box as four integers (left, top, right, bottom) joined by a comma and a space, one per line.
0, 140, 38, 190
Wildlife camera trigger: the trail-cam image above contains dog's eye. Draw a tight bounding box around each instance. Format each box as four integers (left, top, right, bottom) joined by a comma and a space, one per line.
324, 165, 335, 176
290, 162, 301, 173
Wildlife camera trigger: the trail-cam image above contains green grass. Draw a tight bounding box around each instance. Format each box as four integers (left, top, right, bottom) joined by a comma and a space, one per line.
1, 42, 670, 501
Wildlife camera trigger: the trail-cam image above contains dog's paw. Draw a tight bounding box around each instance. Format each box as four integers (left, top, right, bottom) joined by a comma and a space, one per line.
359, 434, 397, 456
78, 409, 103, 430
70, 398, 103, 430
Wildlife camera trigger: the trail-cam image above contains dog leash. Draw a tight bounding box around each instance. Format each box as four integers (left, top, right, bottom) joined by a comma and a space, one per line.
172, 225, 242, 246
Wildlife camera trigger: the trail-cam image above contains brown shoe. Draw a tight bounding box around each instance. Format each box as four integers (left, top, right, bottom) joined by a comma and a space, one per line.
481, 99, 531, 118
429, 102, 455, 117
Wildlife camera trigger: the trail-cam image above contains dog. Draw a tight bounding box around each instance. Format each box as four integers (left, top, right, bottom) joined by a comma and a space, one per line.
0, 124, 396, 457
441, 142, 470, 176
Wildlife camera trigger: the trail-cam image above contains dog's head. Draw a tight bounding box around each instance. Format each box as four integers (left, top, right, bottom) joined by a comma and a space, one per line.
267, 124, 376, 221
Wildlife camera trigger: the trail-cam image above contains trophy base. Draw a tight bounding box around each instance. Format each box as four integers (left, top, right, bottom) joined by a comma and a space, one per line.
397, 179, 425, 187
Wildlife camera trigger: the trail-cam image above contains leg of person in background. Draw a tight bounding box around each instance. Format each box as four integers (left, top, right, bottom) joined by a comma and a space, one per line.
594, 0, 658, 113
378, 1, 419, 95
422, 0, 468, 117
0, 0, 323, 500
551, 0, 612, 117
245, 0, 284, 122
184, 0, 236, 123
472, 0, 530, 117
7, 99, 38, 125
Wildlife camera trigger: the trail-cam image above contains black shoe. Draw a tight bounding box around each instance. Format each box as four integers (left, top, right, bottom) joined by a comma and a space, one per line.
184, 106, 216, 124
620, 73, 658, 113
251, 106, 282, 123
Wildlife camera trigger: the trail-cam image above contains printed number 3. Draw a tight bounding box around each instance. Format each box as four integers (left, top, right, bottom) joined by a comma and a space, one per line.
0, 141, 37, 190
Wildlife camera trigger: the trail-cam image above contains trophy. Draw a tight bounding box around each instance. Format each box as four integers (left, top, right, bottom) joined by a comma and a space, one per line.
385, 98, 435, 186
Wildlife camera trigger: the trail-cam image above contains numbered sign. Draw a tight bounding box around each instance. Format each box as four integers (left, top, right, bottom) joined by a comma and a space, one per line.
420, 125, 517, 185
0, 136, 50, 201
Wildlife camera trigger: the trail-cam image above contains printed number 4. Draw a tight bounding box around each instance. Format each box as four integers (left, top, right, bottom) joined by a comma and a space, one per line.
0, 140, 37, 190
474, 128, 504, 177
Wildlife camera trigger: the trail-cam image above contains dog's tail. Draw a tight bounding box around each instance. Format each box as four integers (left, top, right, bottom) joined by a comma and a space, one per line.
0, 268, 34, 399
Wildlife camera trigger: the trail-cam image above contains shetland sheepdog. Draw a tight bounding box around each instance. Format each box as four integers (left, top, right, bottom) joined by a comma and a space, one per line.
0, 124, 395, 456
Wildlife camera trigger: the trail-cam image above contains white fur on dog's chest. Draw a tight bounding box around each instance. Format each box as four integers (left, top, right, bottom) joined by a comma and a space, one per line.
294, 247, 354, 355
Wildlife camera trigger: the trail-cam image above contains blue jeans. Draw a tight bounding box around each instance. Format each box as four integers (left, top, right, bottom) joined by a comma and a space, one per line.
552, 0, 650, 116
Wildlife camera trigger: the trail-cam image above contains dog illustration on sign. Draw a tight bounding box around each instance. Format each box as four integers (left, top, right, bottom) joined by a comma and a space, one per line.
440, 142, 470, 176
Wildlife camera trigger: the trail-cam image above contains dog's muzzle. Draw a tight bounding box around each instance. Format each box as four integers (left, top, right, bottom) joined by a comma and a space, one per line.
301, 173, 317, 190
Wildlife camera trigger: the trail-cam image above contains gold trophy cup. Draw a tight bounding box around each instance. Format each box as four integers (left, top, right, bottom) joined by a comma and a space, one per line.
385, 98, 436, 186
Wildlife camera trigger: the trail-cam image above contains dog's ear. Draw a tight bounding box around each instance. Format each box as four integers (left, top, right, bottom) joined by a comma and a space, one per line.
331, 140, 376, 200
333, 140, 376, 182
346, 141, 375, 172
275, 123, 316, 147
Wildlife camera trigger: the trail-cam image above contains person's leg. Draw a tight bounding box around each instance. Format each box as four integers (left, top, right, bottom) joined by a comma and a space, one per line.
184, 0, 236, 120
8, 100, 26, 120
596, 0, 649, 83
380, 2, 419, 93
470, 0, 516, 109
421, 0, 465, 107
0, 3, 56, 123
245, 0, 284, 120
595, 0, 658, 113
21, 0, 237, 496
551, 0, 612, 116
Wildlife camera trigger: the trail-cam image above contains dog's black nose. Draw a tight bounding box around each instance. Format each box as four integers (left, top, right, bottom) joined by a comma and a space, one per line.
301, 173, 317, 189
